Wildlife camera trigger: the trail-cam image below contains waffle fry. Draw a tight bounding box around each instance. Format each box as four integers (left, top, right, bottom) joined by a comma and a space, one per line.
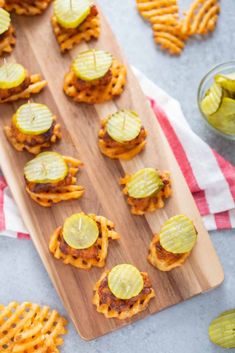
98, 119, 147, 160
120, 171, 172, 215
64, 59, 126, 104
49, 214, 120, 270
0, 301, 67, 352
0, 0, 5, 7
0, 74, 47, 104
26, 156, 84, 207
93, 271, 155, 319
4, 0, 52, 15
0, 25, 16, 57
148, 234, 190, 271
52, 14, 100, 53
4, 118, 62, 154
136, 0, 178, 23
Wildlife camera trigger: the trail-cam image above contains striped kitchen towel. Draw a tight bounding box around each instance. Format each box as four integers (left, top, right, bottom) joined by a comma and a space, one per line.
0, 68, 234, 239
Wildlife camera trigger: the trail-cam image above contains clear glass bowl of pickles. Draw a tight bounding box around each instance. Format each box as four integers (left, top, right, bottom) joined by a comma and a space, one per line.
198, 61, 235, 140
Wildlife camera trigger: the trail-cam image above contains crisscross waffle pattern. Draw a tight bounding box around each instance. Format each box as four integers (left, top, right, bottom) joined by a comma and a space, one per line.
148, 234, 190, 271
26, 156, 84, 207
4, 0, 52, 15
93, 271, 155, 319
49, 214, 120, 269
136, 0, 220, 55
120, 171, 172, 215
51, 15, 100, 53
98, 120, 147, 160
0, 25, 16, 57
64, 59, 126, 104
0, 74, 47, 104
0, 302, 67, 353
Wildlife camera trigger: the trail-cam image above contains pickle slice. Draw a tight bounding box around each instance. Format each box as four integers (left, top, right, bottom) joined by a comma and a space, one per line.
108, 264, 144, 300
215, 73, 235, 93
24, 152, 68, 184
54, 0, 90, 29
0, 63, 26, 90
209, 310, 235, 348
0, 8, 10, 35
63, 213, 99, 250
208, 97, 235, 135
107, 110, 142, 143
14, 103, 53, 135
126, 168, 164, 199
159, 215, 197, 254
200, 82, 222, 116
72, 50, 113, 82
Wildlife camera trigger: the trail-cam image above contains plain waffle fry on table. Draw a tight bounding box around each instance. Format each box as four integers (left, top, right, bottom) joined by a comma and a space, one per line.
136, 0, 220, 55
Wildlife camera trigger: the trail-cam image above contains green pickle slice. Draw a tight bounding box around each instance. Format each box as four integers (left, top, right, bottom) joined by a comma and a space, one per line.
209, 309, 235, 348
215, 72, 235, 93
0, 63, 26, 90
54, 0, 90, 29
0, 8, 11, 35
208, 97, 235, 135
108, 264, 144, 300
63, 213, 99, 250
14, 103, 53, 135
72, 50, 113, 81
159, 215, 197, 254
200, 82, 222, 116
107, 110, 142, 143
126, 168, 164, 199
24, 152, 68, 184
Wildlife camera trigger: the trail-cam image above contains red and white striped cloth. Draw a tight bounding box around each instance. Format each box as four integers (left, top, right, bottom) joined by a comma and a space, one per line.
0, 68, 234, 239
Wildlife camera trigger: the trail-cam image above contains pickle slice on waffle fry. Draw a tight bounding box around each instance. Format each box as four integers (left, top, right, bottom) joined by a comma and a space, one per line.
63, 213, 99, 249
54, 0, 91, 29
0, 8, 10, 35
108, 264, 144, 300
72, 49, 113, 81
159, 214, 197, 254
107, 110, 142, 143
209, 309, 235, 348
0, 62, 26, 89
200, 82, 222, 116
126, 168, 164, 199
14, 102, 53, 135
215, 72, 235, 93
24, 152, 68, 183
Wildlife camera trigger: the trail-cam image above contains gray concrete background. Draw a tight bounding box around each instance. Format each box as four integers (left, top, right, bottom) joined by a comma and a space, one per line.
0, 1, 235, 352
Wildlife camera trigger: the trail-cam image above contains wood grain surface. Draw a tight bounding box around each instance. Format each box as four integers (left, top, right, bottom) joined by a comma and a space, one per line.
0, 3, 224, 340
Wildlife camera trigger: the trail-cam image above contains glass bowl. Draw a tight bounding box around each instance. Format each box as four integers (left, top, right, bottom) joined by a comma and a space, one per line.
198, 61, 235, 141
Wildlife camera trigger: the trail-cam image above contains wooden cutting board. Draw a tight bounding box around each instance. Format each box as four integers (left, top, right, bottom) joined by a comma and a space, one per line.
0, 2, 224, 340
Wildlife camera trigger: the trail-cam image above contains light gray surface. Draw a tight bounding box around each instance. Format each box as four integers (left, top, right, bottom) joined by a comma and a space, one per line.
0, 0, 235, 352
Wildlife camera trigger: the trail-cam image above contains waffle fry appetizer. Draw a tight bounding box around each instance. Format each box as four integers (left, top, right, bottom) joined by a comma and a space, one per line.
4, 102, 62, 154
0, 8, 15, 56
24, 151, 84, 207
0, 62, 47, 103
4, 0, 52, 15
120, 168, 172, 215
50, 212, 120, 269
64, 49, 127, 104
98, 110, 147, 160
52, 0, 100, 53
93, 264, 155, 319
148, 215, 198, 271
0, 301, 67, 352
0, 0, 5, 8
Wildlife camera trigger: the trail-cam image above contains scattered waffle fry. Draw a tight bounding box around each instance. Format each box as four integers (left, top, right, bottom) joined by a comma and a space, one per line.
120, 171, 172, 215
0, 74, 47, 104
4, 0, 52, 15
26, 156, 84, 207
64, 59, 126, 104
51, 14, 100, 53
93, 271, 155, 319
0, 301, 67, 352
49, 214, 120, 269
136, 0, 178, 23
0, 25, 15, 56
148, 234, 190, 271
